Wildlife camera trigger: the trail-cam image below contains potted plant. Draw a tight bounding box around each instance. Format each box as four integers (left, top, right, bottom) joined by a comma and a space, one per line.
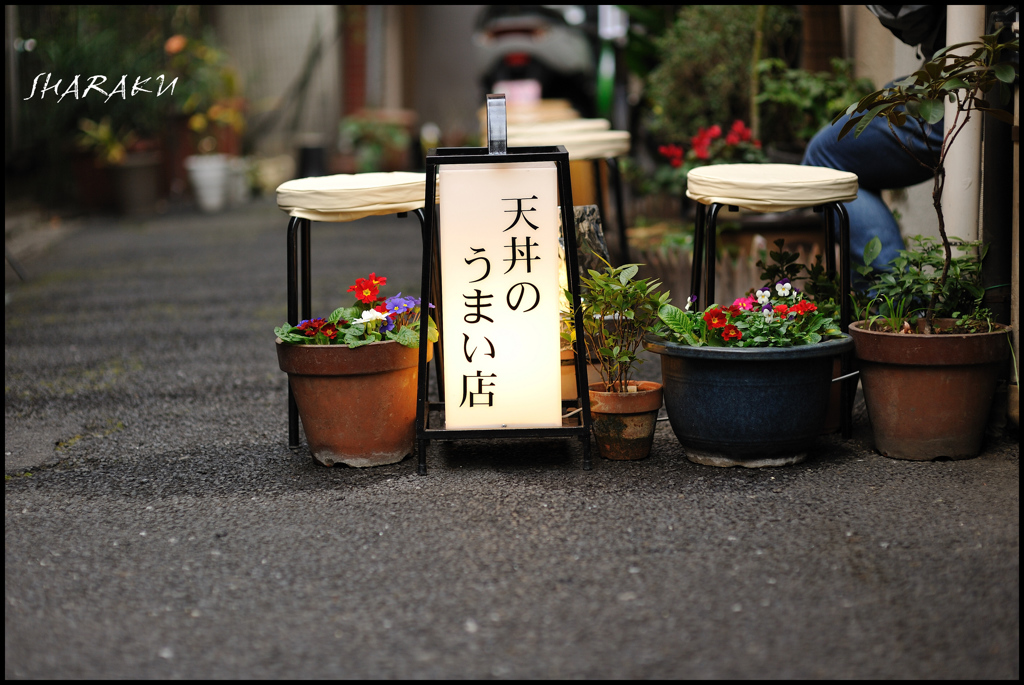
164, 32, 247, 212
567, 260, 670, 461
645, 278, 852, 468
274, 273, 437, 468
833, 32, 1017, 460
76, 117, 162, 217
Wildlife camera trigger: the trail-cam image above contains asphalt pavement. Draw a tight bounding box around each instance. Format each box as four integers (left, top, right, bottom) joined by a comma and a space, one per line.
4, 198, 1019, 679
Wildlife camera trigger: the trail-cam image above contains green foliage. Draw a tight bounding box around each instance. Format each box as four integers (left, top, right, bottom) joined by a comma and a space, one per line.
645, 5, 799, 143
833, 32, 1018, 327
565, 259, 671, 392
834, 34, 1018, 143
656, 283, 842, 349
855, 235, 992, 332
339, 115, 411, 173
276, 274, 437, 349
756, 57, 876, 148
756, 238, 839, 318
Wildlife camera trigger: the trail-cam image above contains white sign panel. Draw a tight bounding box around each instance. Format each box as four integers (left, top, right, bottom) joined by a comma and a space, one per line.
439, 162, 562, 429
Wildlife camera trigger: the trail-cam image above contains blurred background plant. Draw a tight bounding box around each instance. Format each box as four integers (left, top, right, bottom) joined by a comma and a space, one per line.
652, 119, 767, 196
755, 57, 876, 159
336, 110, 413, 173
9, 5, 248, 209
75, 116, 157, 166
163, 28, 246, 155
11, 5, 180, 202
643, 5, 801, 145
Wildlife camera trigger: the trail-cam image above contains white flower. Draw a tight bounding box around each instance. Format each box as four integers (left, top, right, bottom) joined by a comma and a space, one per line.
354, 309, 388, 324
762, 309, 774, 323
756, 289, 771, 305
775, 281, 792, 298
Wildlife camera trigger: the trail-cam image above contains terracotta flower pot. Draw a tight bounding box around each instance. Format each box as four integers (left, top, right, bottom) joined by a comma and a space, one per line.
276, 339, 431, 467
588, 381, 664, 461
848, 321, 1011, 460
644, 334, 853, 467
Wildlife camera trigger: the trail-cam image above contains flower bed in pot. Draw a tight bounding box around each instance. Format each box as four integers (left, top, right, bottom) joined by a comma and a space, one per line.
274, 273, 436, 467
645, 280, 851, 467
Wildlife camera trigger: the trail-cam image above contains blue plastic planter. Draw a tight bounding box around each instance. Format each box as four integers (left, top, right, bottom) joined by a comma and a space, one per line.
643, 335, 853, 466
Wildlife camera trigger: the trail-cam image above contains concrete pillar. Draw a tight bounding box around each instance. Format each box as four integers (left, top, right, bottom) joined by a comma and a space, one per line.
942, 6, 986, 242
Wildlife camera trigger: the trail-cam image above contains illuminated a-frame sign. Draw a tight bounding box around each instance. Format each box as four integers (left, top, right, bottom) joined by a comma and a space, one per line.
415, 95, 592, 474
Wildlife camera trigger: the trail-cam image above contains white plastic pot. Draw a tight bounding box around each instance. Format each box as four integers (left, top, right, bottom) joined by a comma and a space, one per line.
185, 154, 229, 212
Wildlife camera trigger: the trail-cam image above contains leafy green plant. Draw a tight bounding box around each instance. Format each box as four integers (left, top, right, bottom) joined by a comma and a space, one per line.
834, 33, 1018, 330
275, 272, 437, 349
756, 57, 875, 150
855, 235, 993, 333
656, 279, 843, 349
564, 259, 670, 392
756, 238, 840, 318
644, 5, 799, 143
339, 114, 411, 173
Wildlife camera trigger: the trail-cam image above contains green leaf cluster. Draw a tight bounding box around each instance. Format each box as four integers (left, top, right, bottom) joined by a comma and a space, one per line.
645, 5, 799, 142
565, 260, 670, 392
756, 57, 875, 148
854, 235, 991, 332
832, 32, 1017, 328
756, 238, 839, 318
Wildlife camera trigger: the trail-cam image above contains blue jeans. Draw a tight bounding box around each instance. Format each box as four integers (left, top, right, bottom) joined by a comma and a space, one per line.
802, 97, 942, 280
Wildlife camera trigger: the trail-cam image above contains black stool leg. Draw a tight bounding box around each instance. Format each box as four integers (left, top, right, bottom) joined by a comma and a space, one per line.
824, 201, 854, 439
606, 157, 630, 264
286, 216, 302, 449
691, 202, 706, 308
701, 203, 725, 309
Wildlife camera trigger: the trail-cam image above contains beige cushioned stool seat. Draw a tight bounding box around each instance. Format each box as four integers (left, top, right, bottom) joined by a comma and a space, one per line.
506, 124, 630, 161
686, 164, 858, 213
277, 171, 430, 223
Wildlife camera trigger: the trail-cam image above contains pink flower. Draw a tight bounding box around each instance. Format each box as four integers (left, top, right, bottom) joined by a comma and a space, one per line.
732, 296, 756, 311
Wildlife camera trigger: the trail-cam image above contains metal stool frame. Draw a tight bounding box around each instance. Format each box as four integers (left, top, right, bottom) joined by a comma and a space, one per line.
285, 209, 429, 450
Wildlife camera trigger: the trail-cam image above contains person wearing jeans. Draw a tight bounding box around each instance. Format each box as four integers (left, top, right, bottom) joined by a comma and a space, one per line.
802, 4, 946, 283
802, 104, 943, 277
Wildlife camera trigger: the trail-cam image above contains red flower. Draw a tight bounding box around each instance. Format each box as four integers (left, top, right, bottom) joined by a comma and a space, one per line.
297, 318, 326, 337
320, 323, 338, 340
368, 272, 387, 287
348, 276, 380, 304
725, 132, 741, 146
693, 145, 710, 161
703, 307, 728, 328
773, 304, 789, 315
721, 324, 742, 341
790, 300, 817, 315
708, 124, 722, 138
730, 120, 752, 142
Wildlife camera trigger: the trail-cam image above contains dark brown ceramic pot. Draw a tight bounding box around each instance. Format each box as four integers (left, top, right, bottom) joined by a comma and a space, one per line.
849, 320, 1011, 460
588, 381, 664, 461
277, 339, 431, 467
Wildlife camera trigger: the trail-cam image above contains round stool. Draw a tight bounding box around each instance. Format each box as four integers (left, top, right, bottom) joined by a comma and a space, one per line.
276, 171, 434, 449
685, 163, 858, 325
686, 163, 859, 437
